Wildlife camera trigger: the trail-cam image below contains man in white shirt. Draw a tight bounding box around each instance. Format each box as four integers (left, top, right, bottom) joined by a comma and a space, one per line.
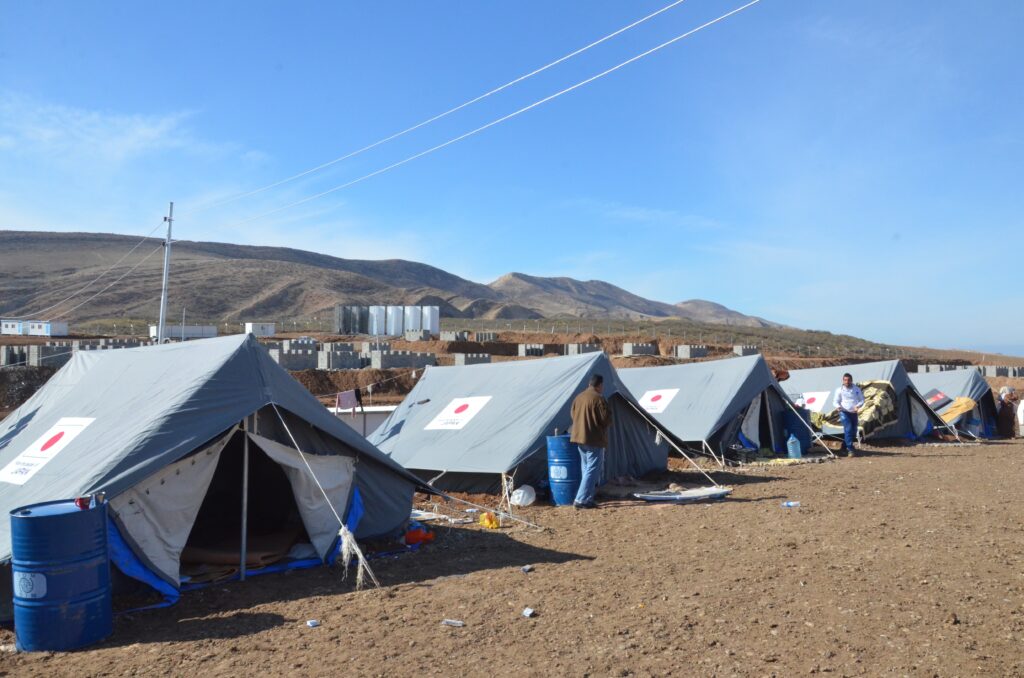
833, 373, 865, 455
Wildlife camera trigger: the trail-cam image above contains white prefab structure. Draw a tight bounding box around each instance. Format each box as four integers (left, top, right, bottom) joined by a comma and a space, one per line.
422, 306, 440, 335
1, 320, 23, 336
385, 306, 404, 336
368, 306, 387, 336
25, 321, 69, 337
329, 405, 397, 438
244, 322, 276, 337
149, 325, 218, 341
403, 306, 422, 332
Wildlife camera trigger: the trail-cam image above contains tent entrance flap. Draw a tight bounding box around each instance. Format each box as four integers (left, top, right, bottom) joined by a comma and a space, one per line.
246, 432, 355, 561
181, 430, 311, 575
109, 427, 236, 586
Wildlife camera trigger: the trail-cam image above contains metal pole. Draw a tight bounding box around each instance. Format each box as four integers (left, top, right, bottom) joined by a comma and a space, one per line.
240, 417, 249, 581
157, 202, 173, 343
181, 307, 185, 342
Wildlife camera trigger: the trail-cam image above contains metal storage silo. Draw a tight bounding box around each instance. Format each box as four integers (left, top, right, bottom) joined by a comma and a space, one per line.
403, 306, 423, 332
422, 306, 440, 335
368, 306, 387, 336
386, 306, 404, 336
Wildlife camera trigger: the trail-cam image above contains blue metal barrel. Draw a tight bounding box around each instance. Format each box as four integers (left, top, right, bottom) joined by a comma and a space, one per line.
11, 499, 113, 651
546, 435, 581, 506
783, 409, 812, 455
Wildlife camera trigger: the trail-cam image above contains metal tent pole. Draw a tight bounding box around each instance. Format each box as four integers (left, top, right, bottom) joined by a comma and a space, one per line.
240, 417, 249, 581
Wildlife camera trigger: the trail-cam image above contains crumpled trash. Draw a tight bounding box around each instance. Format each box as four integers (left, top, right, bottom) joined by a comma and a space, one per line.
522, 608, 536, 618
479, 512, 500, 529
510, 485, 536, 507
521, 565, 534, 573
306, 620, 320, 628
441, 619, 465, 627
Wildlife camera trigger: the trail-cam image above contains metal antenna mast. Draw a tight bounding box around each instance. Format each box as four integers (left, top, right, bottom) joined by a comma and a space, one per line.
157, 202, 174, 343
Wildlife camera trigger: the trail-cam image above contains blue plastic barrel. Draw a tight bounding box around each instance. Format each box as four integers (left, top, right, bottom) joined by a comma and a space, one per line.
11, 498, 113, 651
546, 434, 581, 506
783, 409, 811, 455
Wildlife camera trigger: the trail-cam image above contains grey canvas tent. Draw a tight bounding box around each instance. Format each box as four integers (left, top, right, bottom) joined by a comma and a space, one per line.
0, 334, 427, 618
368, 352, 673, 493
910, 369, 998, 438
782, 360, 947, 441
618, 355, 808, 464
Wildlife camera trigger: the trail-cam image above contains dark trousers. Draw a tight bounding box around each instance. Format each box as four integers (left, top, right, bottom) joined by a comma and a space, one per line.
839, 410, 858, 449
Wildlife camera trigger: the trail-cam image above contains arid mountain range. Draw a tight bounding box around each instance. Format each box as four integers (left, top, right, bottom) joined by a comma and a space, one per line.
0, 231, 780, 327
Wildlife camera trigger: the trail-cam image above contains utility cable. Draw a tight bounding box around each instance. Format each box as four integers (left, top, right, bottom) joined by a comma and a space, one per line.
219, 0, 762, 228
183, 0, 691, 216
46, 243, 165, 321
10, 222, 165, 320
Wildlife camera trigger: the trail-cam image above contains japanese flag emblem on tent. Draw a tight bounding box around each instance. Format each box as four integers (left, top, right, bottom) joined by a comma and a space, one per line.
801, 391, 832, 414
0, 417, 95, 486
637, 389, 680, 414
425, 396, 493, 430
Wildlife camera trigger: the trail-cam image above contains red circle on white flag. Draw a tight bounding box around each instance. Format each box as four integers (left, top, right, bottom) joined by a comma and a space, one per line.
40, 431, 64, 452
454, 404, 470, 414
807, 397, 816, 404
651, 395, 663, 402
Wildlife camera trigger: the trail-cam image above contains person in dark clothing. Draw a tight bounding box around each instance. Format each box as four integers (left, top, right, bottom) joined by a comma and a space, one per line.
570, 374, 612, 509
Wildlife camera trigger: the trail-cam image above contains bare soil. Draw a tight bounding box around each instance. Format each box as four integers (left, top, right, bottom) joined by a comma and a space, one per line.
4, 440, 1024, 676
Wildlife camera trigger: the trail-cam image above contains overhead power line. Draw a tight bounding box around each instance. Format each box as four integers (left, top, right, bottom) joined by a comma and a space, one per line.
10, 223, 165, 320
220, 0, 763, 229
47, 243, 165, 321
182, 0, 691, 216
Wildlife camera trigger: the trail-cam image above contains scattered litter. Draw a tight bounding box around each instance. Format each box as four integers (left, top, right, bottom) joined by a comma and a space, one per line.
521, 565, 534, 573
479, 512, 500, 529
0, 644, 16, 654
633, 486, 732, 503
510, 485, 537, 507
781, 501, 801, 508
447, 517, 474, 525
441, 619, 465, 627
306, 620, 320, 628
522, 608, 536, 618
410, 509, 447, 522
464, 508, 479, 513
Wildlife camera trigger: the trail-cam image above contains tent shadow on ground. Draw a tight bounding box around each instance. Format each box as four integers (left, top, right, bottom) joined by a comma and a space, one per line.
99, 527, 588, 647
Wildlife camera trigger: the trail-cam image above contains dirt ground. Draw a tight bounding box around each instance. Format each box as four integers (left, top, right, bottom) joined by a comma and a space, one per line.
3, 439, 1024, 676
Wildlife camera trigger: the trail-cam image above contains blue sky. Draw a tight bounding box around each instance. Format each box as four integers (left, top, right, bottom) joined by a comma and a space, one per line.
1, 1, 1021, 353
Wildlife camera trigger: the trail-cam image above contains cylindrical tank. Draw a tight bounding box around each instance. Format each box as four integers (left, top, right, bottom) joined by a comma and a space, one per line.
403, 306, 423, 332
422, 306, 440, 335
11, 498, 113, 651
385, 306, 404, 336
368, 306, 387, 336
546, 435, 581, 506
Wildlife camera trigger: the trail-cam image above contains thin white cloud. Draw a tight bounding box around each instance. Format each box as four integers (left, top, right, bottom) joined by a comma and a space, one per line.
0, 91, 219, 168
563, 197, 722, 231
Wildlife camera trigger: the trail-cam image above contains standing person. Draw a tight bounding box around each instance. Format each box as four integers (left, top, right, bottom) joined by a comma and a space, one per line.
996, 387, 1017, 438
833, 373, 865, 456
570, 373, 613, 509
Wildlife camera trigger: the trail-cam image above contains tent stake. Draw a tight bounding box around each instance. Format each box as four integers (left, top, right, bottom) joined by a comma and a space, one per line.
240, 416, 250, 581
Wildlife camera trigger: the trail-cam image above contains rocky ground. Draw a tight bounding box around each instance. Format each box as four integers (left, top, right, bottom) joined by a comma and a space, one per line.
3, 439, 1024, 676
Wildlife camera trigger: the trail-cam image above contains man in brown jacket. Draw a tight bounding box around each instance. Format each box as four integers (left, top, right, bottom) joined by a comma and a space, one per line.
570, 374, 613, 509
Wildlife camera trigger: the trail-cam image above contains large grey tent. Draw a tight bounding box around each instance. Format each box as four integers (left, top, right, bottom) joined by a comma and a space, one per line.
782, 360, 947, 441
369, 352, 672, 493
910, 369, 998, 438
0, 334, 426, 618
618, 355, 807, 464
